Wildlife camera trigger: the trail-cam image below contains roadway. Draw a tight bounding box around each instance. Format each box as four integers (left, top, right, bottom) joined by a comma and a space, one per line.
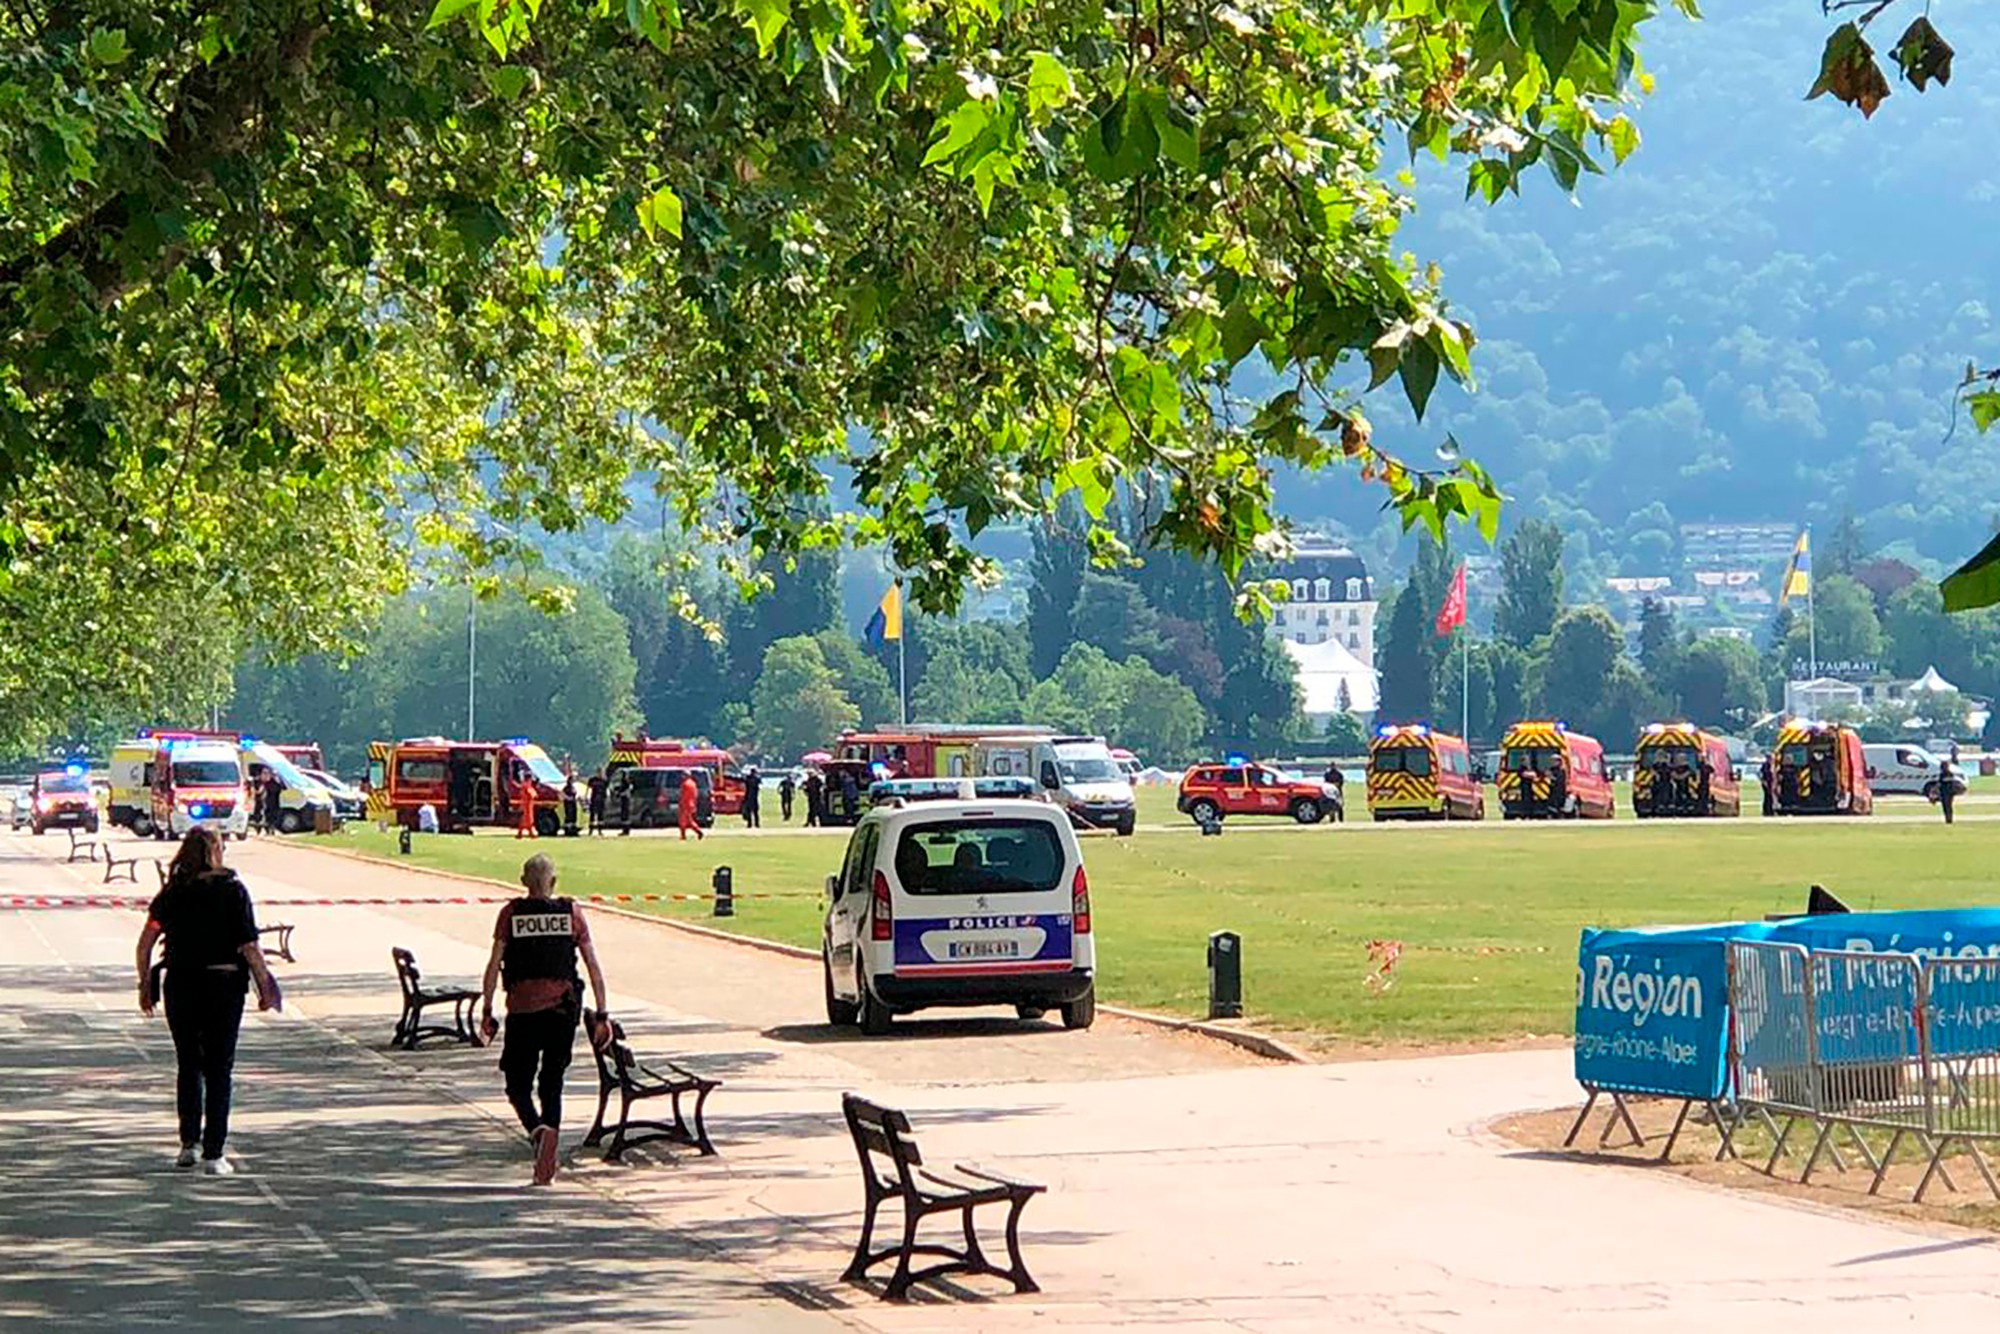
5, 829, 2000, 1330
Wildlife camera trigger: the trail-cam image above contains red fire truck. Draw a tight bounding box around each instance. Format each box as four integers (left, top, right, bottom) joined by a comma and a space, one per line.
833, 726, 1058, 779
370, 737, 568, 835
606, 735, 743, 816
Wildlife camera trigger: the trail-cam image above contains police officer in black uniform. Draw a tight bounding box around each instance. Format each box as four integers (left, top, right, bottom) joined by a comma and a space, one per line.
479, 854, 612, 1185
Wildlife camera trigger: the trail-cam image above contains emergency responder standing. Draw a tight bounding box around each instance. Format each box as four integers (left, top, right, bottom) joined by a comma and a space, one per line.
742, 767, 762, 828
513, 774, 538, 840
803, 769, 824, 827
779, 771, 796, 822
1939, 758, 1960, 825
1759, 753, 1776, 817
586, 769, 608, 835
1322, 762, 1345, 823
1547, 759, 1569, 818
616, 775, 633, 836
478, 855, 612, 1186
262, 771, 285, 836
560, 774, 580, 837
135, 830, 283, 1174
678, 772, 703, 841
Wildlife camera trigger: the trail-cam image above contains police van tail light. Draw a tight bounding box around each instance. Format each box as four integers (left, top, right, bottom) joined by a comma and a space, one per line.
871, 871, 892, 941
1072, 865, 1092, 935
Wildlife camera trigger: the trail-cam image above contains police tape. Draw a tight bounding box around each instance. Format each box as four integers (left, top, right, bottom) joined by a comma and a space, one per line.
0, 891, 815, 910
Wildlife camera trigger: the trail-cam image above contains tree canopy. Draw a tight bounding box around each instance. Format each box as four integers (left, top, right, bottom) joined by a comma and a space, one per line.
0, 0, 1686, 747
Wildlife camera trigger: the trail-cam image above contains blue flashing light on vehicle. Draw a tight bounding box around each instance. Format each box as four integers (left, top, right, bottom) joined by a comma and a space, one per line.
190, 803, 208, 819
63, 762, 85, 778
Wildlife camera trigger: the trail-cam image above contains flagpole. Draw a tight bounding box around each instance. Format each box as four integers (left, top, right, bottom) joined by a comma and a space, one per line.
896, 580, 908, 726
1806, 526, 1817, 679
1461, 623, 1470, 742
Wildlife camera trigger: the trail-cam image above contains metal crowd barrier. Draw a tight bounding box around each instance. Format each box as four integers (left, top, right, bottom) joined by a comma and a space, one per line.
1721, 944, 2000, 1202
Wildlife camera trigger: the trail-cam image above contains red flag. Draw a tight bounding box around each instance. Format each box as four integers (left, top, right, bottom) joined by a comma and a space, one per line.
1434, 564, 1467, 637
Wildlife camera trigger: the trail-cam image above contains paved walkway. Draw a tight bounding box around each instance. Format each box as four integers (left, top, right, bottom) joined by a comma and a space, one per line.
6, 830, 2000, 1331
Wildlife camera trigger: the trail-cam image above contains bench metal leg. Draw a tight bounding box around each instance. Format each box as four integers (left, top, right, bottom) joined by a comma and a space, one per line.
843, 1189, 884, 1283
1000, 1193, 1039, 1294
582, 1076, 616, 1148
883, 1212, 922, 1301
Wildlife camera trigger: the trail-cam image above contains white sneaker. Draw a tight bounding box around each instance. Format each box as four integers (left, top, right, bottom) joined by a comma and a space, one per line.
200, 1156, 235, 1176
175, 1146, 198, 1169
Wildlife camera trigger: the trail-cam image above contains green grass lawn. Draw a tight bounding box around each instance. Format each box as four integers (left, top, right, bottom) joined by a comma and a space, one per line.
320, 800, 2000, 1048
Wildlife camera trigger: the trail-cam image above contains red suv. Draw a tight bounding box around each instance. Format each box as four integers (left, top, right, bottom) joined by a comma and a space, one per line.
1177, 762, 1338, 825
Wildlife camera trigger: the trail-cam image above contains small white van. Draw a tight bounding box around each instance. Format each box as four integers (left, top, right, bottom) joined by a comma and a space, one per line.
977, 735, 1137, 836
821, 798, 1095, 1034
1861, 743, 1952, 798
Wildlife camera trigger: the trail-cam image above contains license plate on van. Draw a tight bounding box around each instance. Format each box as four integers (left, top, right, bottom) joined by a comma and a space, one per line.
948, 939, 1021, 960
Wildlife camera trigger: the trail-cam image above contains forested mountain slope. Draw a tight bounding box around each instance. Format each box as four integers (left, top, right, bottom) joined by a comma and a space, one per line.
1279, 4, 2000, 574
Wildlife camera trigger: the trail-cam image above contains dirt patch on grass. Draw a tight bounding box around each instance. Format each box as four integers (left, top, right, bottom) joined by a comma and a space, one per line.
1279, 1029, 1571, 1062
1495, 1096, 2000, 1235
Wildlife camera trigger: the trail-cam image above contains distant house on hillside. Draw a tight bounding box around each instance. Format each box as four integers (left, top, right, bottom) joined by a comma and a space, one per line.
1266, 538, 1378, 676
1680, 522, 1799, 571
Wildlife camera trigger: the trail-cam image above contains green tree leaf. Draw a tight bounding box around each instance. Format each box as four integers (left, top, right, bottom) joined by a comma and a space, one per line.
923, 101, 989, 168
427, 0, 481, 29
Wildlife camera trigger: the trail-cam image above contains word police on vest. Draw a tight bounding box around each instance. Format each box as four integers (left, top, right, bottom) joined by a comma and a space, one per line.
512, 912, 572, 938
1580, 954, 1704, 1030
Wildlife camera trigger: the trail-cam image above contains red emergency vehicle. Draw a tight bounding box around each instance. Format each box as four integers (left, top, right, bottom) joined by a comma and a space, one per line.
374, 737, 567, 835
834, 726, 1057, 779
606, 735, 743, 816
274, 743, 326, 774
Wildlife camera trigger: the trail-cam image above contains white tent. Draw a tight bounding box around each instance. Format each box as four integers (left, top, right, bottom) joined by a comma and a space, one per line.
1912, 665, 1959, 694
1279, 637, 1380, 718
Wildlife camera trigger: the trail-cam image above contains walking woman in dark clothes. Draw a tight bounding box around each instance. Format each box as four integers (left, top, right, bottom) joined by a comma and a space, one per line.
135, 830, 282, 1174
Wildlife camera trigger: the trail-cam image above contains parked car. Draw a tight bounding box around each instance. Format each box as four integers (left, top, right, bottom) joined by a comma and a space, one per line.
1177, 761, 1339, 825
608, 766, 714, 828
9, 789, 30, 831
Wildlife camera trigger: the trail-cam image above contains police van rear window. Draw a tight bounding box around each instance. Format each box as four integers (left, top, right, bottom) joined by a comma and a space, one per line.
892, 820, 1065, 896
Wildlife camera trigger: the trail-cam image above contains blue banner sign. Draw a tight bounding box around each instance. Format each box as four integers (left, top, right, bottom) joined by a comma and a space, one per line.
1576, 908, 2000, 1098
1574, 925, 1733, 1100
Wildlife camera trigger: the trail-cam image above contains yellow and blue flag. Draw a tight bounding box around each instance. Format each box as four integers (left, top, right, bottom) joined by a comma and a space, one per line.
865, 583, 903, 645
1779, 530, 1812, 607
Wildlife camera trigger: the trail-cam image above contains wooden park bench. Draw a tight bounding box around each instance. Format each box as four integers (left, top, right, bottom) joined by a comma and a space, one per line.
390, 947, 481, 1050
259, 924, 297, 963
840, 1093, 1044, 1302
99, 843, 157, 886
64, 828, 100, 864
580, 1011, 720, 1161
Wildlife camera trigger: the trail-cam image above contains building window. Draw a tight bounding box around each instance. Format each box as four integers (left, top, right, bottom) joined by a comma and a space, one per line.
1347, 609, 1360, 626
1349, 633, 1362, 650
1274, 609, 1286, 626
1315, 577, 1331, 601
1316, 609, 1330, 625
1292, 579, 1309, 602
1346, 577, 1363, 600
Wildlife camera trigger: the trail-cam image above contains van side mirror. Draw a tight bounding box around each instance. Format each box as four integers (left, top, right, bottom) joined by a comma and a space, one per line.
825, 873, 840, 901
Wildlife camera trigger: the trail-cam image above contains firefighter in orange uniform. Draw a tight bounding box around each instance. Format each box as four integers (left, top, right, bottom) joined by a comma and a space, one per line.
514, 775, 538, 840
678, 773, 703, 842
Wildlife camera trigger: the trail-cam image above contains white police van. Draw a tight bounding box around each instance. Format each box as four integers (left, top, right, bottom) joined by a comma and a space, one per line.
821, 796, 1095, 1035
